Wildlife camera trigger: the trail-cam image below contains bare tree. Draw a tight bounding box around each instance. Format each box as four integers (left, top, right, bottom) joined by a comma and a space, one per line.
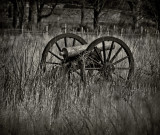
9, 0, 26, 29
28, 0, 58, 30
142, 0, 160, 31
80, 0, 86, 29
125, 0, 160, 31
36, 0, 58, 23
12, 0, 18, 28
88, 0, 109, 31
126, 0, 142, 30
18, 0, 26, 29
28, 0, 37, 30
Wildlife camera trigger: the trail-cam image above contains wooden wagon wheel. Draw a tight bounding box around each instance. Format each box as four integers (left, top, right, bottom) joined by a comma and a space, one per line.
41, 33, 87, 79
84, 36, 134, 83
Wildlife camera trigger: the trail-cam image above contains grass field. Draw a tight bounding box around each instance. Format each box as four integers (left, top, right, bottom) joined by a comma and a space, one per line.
0, 32, 160, 135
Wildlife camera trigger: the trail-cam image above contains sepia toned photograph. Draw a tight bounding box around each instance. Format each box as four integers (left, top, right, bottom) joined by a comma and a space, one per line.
0, 0, 160, 135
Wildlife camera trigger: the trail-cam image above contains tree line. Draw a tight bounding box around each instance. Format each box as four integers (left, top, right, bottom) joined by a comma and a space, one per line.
4, 0, 160, 31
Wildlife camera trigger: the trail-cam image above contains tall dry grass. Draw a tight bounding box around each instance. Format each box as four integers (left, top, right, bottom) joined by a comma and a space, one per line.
0, 32, 160, 135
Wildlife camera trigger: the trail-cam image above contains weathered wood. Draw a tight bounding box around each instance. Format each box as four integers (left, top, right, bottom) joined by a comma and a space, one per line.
60, 42, 115, 58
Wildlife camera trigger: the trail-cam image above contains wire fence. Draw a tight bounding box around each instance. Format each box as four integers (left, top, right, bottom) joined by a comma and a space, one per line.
0, 29, 44, 36
0, 25, 159, 39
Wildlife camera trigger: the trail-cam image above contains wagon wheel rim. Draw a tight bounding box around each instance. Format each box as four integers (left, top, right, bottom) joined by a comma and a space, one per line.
85, 36, 134, 83
41, 33, 87, 76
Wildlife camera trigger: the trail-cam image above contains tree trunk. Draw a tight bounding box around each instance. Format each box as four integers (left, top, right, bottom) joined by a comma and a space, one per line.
18, 3, 26, 29
8, 3, 12, 18
18, 15, 24, 29
158, 19, 160, 32
132, 15, 137, 31
37, 14, 42, 23
12, 2, 18, 28
81, 0, 85, 29
94, 9, 100, 32
28, 0, 37, 31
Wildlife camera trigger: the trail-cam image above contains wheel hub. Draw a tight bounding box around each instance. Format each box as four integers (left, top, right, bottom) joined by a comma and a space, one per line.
102, 63, 115, 79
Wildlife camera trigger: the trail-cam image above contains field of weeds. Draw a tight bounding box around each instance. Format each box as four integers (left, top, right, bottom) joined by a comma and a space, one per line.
0, 32, 160, 135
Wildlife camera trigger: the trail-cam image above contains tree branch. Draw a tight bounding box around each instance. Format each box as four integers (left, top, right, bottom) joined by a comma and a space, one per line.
37, 0, 58, 22
40, 3, 57, 18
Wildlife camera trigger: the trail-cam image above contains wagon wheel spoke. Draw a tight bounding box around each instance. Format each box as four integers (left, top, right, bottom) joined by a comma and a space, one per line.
46, 62, 61, 65
107, 41, 114, 62
73, 38, 76, 46
64, 37, 67, 47
88, 56, 102, 66
114, 67, 130, 70
48, 51, 63, 61
55, 42, 62, 52
46, 51, 63, 65
102, 41, 106, 64
94, 47, 103, 64
110, 47, 122, 63
85, 68, 101, 70
113, 56, 129, 65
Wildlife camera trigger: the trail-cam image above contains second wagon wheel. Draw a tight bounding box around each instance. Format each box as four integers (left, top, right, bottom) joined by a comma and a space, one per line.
84, 36, 134, 83
41, 33, 87, 78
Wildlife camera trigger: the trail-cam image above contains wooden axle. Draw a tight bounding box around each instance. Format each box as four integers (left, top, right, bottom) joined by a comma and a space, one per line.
60, 43, 115, 58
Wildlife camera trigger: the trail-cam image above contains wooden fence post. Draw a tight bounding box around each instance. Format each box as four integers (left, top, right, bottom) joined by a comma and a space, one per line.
64, 24, 67, 33
140, 26, 144, 40
22, 25, 24, 35
81, 27, 84, 37
121, 28, 124, 37
86, 28, 89, 42
107, 27, 109, 36
46, 25, 49, 35
140, 26, 143, 34
113, 25, 116, 34
156, 30, 159, 36
99, 25, 102, 35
